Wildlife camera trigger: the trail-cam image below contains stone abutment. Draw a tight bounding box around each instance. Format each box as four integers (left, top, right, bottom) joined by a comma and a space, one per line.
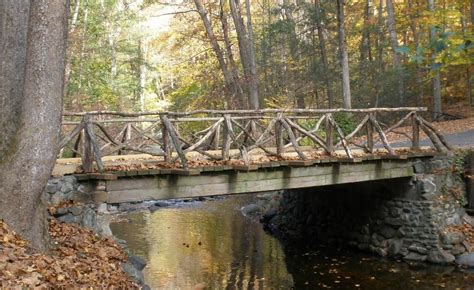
265, 155, 474, 266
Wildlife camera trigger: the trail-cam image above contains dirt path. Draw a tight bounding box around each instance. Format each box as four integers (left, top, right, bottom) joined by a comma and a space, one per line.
388, 117, 473, 148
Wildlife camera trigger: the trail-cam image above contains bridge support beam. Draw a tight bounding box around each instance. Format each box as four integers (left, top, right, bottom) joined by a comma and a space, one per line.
87, 160, 415, 204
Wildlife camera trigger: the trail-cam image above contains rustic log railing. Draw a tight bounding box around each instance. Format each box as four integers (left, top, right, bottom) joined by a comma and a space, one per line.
59, 107, 450, 172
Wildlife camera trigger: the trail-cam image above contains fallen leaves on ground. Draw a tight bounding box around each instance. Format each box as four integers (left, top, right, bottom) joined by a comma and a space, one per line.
446, 221, 474, 252
0, 219, 139, 289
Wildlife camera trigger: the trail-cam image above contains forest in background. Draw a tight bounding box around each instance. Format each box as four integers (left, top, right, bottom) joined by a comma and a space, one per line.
65, 0, 474, 119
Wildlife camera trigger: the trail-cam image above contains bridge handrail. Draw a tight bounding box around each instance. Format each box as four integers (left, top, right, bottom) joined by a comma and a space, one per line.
58, 107, 450, 173
62, 107, 427, 117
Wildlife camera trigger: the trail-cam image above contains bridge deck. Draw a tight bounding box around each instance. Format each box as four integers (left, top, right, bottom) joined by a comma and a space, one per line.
69, 151, 437, 204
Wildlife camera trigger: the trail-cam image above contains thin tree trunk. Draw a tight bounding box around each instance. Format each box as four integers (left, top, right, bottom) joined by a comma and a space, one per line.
139, 39, 147, 112
374, 0, 385, 107
461, 6, 473, 108
282, 0, 305, 108
386, 0, 405, 104
245, 0, 260, 110
63, 0, 81, 99
194, 0, 239, 108
471, 0, 474, 24
336, 0, 352, 109
229, 0, 260, 109
219, 0, 246, 108
360, 0, 372, 63
315, 0, 334, 108
0, 0, 69, 250
428, 0, 442, 119
70, 0, 81, 33
407, 0, 424, 106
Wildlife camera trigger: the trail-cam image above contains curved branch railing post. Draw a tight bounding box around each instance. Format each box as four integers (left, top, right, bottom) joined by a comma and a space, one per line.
325, 113, 334, 155
366, 112, 375, 153
275, 112, 284, 157
411, 112, 420, 150
160, 114, 171, 163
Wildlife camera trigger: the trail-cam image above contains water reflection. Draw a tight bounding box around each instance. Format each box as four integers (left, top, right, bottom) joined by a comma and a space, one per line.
111, 196, 293, 289
112, 196, 474, 290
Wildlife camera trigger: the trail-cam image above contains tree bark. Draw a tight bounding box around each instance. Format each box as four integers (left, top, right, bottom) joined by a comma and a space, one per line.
63, 0, 81, 99
219, 0, 246, 108
194, 0, 239, 108
0, 0, 69, 250
336, 0, 352, 109
139, 39, 147, 112
407, 0, 424, 106
314, 0, 334, 108
428, 0, 442, 119
374, 0, 385, 107
471, 0, 474, 25
360, 0, 372, 63
229, 0, 260, 109
386, 0, 405, 104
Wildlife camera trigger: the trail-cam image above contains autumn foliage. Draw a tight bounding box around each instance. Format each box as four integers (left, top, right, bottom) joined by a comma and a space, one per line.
0, 219, 138, 288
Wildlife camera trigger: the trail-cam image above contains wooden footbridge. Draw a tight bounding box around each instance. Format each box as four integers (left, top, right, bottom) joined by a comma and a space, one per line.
57, 107, 451, 203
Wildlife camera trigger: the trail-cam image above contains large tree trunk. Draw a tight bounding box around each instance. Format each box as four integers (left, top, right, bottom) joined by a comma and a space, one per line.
0, 0, 69, 250
336, 0, 352, 109
386, 0, 405, 104
314, 0, 334, 108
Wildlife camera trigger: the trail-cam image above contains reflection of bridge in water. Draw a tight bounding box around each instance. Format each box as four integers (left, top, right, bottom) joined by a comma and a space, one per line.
56, 107, 451, 203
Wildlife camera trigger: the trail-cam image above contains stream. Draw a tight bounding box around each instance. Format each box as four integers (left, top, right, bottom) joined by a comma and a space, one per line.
111, 195, 474, 289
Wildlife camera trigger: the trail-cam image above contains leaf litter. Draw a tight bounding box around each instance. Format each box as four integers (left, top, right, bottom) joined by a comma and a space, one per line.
0, 219, 139, 288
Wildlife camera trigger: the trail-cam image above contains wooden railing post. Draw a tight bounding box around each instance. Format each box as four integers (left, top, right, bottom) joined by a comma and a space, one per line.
411, 112, 420, 150
222, 114, 231, 160
118, 123, 131, 156
325, 113, 334, 155
160, 115, 171, 162
212, 122, 221, 150
81, 115, 93, 173
366, 113, 374, 153
161, 114, 188, 168
72, 131, 82, 158
275, 112, 284, 157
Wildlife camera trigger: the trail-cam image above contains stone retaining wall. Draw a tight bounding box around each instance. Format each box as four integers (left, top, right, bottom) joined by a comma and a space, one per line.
266, 156, 474, 266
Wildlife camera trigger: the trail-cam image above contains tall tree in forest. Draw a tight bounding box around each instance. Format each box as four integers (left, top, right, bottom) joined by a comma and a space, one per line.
314, 0, 335, 108
428, 0, 442, 119
219, 0, 246, 108
0, 0, 69, 249
386, 0, 405, 104
229, 0, 260, 109
194, 0, 244, 108
336, 0, 352, 108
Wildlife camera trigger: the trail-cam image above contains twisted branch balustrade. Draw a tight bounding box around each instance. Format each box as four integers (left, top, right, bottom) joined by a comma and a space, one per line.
59, 107, 450, 172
